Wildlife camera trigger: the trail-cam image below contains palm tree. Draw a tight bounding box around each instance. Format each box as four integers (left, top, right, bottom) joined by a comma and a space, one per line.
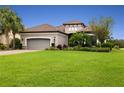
10, 11, 24, 49
0, 8, 11, 48
69, 32, 90, 47
0, 8, 24, 49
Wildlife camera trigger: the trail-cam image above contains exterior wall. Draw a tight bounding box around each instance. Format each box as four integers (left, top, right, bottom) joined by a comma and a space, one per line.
55, 33, 68, 46
8, 31, 21, 43
0, 34, 7, 44
0, 31, 21, 45
20, 32, 68, 49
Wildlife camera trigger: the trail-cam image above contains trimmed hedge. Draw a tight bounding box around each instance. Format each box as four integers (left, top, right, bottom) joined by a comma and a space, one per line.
63, 47, 74, 51
46, 44, 68, 50
101, 42, 113, 51
45, 47, 59, 50
64, 47, 111, 52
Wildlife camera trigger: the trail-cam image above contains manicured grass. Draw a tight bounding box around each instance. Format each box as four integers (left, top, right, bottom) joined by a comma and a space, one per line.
0, 50, 124, 86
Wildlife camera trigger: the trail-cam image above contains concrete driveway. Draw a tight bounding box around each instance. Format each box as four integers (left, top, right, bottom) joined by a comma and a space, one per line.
0, 50, 39, 56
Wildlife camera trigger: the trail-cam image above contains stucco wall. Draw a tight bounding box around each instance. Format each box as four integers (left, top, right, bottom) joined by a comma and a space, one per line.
0, 34, 7, 44
55, 33, 68, 46
0, 30, 21, 45
20, 32, 68, 48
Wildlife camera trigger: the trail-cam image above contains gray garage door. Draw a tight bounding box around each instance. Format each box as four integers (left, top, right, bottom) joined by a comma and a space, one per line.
27, 38, 50, 50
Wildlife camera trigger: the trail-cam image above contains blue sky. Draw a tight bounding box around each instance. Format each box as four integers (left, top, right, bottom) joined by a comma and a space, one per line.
9, 5, 124, 39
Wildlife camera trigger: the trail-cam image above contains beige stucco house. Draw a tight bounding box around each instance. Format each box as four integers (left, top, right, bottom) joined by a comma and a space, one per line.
21, 24, 68, 50
0, 20, 94, 50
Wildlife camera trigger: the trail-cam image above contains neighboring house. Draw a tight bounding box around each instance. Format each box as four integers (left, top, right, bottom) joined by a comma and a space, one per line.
20, 20, 95, 50
0, 20, 95, 50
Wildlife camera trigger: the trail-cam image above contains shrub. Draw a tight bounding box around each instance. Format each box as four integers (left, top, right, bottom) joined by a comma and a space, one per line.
80, 47, 92, 51
45, 47, 58, 50
95, 48, 110, 52
57, 44, 62, 50
63, 47, 74, 51
63, 44, 68, 49
82, 47, 110, 52
64, 47, 110, 52
0, 43, 6, 50
51, 43, 55, 47
85, 36, 92, 47
96, 43, 101, 48
101, 42, 113, 51
112, 39, 124, 48
69, 32, 91, 47
73, 45, 82, 51
10, 38, 22, 49
114, 45, 119, 49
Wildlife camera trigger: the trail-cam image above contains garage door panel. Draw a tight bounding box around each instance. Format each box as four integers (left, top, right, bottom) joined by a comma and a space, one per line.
27, 38, 50, 50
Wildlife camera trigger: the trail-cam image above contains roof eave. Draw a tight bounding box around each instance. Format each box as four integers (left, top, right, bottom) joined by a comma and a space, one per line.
20, 30, 68, 35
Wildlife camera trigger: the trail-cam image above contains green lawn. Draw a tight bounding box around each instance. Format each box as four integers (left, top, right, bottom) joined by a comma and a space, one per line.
0, 50, 124, 87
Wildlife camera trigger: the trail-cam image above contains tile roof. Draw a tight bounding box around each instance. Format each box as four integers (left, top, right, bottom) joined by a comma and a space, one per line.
26, 24, 57, 31
63, 20, 83, 25
23, 21, 92, 33
56, 25, 65, 32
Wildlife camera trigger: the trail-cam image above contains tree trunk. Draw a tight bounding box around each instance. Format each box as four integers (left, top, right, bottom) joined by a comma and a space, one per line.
96, 38, 101, 47
13, 33, 16, 49
5, 31, 9, 49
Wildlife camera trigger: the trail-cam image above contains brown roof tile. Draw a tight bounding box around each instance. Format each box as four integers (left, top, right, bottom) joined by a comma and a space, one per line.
22, 21, 92, 33
26, 24, 57, 31
63, 20, 83, 25
56, 25, 65, 32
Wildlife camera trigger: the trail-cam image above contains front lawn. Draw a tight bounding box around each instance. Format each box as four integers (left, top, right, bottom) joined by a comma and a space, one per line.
0, 50, 124, 86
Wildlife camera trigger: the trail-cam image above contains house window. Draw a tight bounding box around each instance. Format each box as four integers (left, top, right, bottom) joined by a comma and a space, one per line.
71, 27, 74, 31
69, 27, 71, 31
75, 27, 78, 31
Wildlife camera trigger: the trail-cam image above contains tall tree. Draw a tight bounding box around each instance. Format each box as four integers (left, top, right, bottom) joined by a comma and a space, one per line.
10, 11, 24, 49
0, 8, 24, 49
90, 17, 113, 44
0, 8, 11, 48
